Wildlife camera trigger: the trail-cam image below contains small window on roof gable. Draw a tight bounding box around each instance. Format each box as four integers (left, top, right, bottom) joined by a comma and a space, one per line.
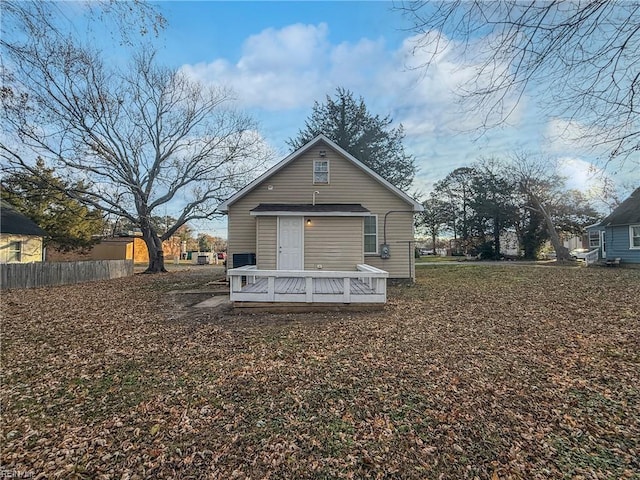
313, 160, 329, 184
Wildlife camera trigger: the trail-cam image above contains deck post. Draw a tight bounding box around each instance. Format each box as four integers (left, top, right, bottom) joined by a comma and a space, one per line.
267, 276, 275, 301
343, 277, 351, 303
305, 276, 313, 303
231, 274, 242, 293
375, 278, 385, 294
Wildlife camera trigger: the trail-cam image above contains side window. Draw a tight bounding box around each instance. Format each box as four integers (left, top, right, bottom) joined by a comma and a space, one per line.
8, 241, 22, 262
313, 160, 329, 184
364, 216, 378, 254
588, 230, 600, 248
630, 225, 640, 248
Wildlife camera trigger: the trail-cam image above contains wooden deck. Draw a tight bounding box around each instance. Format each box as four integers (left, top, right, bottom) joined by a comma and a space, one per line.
227, 264, 388, 304
241, 276, 376, 295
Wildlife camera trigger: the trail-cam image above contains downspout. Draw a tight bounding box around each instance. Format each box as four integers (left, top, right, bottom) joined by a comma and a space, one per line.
383, 210, 416, 244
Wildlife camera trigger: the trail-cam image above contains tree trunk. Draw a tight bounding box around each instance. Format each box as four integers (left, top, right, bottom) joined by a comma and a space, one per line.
532, 197, 570, 261
432, 231, 437, 255
493, 214, 501, 259
141, 227, 167, 273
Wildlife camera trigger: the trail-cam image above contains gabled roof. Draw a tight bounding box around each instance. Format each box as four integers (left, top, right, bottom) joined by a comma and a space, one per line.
220, 134, 423, 212
599, 187, 640, 226
0, 201, 47, 237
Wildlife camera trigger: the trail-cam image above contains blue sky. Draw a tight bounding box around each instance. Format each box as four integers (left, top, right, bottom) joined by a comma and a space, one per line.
67, 1, 640, 237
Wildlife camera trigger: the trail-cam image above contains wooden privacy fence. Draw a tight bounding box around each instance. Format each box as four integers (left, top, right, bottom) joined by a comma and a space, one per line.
0, 260, 134, 290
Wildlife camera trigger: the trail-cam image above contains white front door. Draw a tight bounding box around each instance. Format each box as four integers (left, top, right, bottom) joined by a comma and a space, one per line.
278, 217, 303, 270
601, 230, 607, 259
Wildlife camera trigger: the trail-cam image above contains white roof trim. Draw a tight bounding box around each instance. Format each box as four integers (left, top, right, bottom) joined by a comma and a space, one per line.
219, 134, 423, 212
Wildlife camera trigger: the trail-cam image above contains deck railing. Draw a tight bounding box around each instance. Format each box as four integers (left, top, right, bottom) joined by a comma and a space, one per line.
584, 249, 600, 266
227, 264, 388, 303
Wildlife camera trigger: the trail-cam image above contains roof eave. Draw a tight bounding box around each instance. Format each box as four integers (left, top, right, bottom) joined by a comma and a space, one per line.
219, 134, 424, 212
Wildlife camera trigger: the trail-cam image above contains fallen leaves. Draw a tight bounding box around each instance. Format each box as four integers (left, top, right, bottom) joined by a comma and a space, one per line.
1, 265, 639, 478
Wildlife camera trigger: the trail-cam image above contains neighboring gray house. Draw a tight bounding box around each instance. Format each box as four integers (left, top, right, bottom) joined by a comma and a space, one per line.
587, 187, 640, 264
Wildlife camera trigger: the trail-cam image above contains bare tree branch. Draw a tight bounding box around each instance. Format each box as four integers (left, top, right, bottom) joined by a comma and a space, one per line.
1, 5, 271, 272
398, 0, 640, 167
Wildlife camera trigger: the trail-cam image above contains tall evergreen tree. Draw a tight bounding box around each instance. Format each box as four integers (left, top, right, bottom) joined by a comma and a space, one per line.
1, 158, 104, 251
434, 167, 477, 252
469, 159, 518, 259
515, 206, 547, 260
288, 88, 416, 191
419, 193, 449, 255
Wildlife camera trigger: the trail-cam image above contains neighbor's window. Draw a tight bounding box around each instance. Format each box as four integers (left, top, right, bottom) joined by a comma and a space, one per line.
313, 160, 329, 184
8, 241, 22, 262
588, 230, 600, 248
630, 225, 640, 249
364, 215, 378, 254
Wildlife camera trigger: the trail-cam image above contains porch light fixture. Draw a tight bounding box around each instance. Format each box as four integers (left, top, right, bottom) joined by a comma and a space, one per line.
307, 219, 312, 226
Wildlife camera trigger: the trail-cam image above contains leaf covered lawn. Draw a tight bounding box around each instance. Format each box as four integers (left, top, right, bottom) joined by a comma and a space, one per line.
1, 265, 639, 479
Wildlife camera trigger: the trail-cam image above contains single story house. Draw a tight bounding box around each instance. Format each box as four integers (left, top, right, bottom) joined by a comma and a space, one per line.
586, 187, 640, 264
0, 201, 47, 263
220, 134, 423, 305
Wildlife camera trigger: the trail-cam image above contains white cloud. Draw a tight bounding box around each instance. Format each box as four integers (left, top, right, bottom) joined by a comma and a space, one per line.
328, 37, 387, 89
180, 23, 334, 110
179, 25, 523, 132
177, 23, 548, 199
238, 23, 330, 71
556, 156, 603, 191
544, 118, 597, 154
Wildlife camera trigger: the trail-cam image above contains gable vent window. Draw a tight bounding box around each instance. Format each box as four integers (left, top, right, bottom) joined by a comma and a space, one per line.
313, 160, 329, 184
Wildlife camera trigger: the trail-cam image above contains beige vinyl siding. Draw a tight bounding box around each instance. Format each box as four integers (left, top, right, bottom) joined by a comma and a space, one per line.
365, 211, 415, 279
0, 235, 43, 263
304, 217, 363, 270
256, 216, 277, 269
227, 141, 417, 278
227, 203, 258, 268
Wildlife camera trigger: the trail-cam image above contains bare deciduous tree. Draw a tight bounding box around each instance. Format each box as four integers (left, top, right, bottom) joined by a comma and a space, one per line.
1, 1, 166, 49
510, 153, 573, 261
1, 5, 268, 272
398, 1, 640, 166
